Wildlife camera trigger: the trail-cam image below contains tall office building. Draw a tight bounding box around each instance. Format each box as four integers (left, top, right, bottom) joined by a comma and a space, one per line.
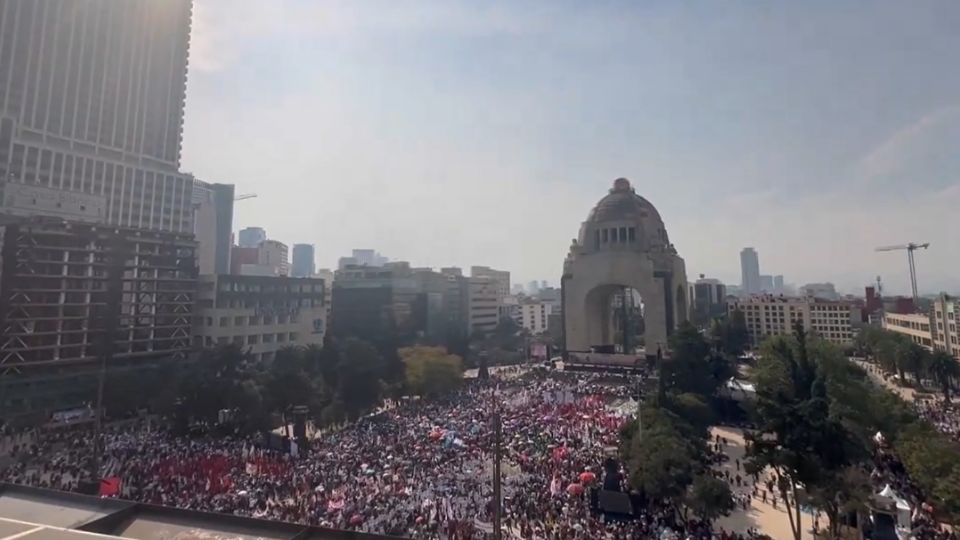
0, 0, 198, 233
291, 243, 316, 277
193, 181, 234, 274
238, 227, 267, 248
740, 247, 761, 295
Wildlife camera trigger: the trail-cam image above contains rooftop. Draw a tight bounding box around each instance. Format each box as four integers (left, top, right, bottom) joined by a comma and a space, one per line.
0, 484, 398, 540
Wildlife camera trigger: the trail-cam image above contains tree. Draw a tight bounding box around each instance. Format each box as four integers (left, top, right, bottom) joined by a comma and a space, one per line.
715, 308, 749, 356
897, 341, 929, 384
747, 324, 861, 540
685, 474, 736, 522
626, 408, 698, 506
337, 338, 386, 419
400, 346, 463, 397
663, 322, 733, 397
928, 351, 959, 400
264, 347, 328, 433
178, 344, 250, 422
806, 466, 873, 539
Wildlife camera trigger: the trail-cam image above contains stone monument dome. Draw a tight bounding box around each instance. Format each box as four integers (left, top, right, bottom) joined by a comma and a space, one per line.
578, 178, 669, 251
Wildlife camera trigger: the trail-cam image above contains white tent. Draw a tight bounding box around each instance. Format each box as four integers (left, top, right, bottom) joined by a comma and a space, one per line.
876, 484, 912, 530
725, 378, 756, 394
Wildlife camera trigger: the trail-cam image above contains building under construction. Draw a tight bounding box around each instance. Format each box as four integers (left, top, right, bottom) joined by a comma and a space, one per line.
0, 217, 197, 419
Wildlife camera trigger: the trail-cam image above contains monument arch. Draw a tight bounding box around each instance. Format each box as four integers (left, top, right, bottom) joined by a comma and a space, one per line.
562, 178, 688, 358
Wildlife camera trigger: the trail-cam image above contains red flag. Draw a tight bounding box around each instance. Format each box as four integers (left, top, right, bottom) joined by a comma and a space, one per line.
99, 477, 121, 496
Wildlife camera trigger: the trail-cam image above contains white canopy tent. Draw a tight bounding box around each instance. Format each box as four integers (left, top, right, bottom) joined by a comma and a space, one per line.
876, 484, 912, 530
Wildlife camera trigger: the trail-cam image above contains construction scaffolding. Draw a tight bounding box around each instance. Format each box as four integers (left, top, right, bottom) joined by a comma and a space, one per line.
0, 217, 197, 417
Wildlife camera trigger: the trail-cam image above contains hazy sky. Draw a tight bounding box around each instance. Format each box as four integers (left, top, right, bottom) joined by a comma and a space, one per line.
181, 1, 960, 295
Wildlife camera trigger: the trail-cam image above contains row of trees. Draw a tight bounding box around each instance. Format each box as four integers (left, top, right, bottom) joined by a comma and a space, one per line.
858, 326, 960, 398
620, 322, 737, 524
104, 338, 467, 432
747, 324, 960, 539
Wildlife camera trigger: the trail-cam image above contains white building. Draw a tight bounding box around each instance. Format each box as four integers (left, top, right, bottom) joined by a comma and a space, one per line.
883, 294, 960, 360
933, 294, 960, 359
258, 239, 289, 276
467, 276, 501, 335
193, 274, 326, 363
883, 311, 933, 348
471, 266, 511, 300
729, 295, 861, 347
514, 301, 553, 335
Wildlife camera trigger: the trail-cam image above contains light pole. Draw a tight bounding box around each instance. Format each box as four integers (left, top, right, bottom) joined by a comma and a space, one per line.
492, 407, 502, 540
90, 232, 125, 485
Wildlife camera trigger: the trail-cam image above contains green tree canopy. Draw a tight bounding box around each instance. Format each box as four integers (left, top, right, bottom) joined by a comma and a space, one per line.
400, 345, 464, 397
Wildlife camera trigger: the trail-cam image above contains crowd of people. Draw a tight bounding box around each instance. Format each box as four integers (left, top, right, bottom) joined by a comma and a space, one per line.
0, 370, 764, 540
859, 360, 959, 540
913, 397, 960, 442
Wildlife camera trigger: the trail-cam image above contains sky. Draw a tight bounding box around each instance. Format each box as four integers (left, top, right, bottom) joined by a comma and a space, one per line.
180, 0, 960, 296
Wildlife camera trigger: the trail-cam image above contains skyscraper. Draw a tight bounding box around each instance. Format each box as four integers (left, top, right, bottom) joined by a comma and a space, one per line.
740, 247, 761, 294
291, 243, 316, 277
0, 0, 198, 232
193, 181, 235, 274
238, 227, 267, 248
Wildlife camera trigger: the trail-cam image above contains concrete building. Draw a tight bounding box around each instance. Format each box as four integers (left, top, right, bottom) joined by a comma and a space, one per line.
238, 227, 266, 248
193, 275, 326, 363
692, 276, 728, 323
0, 0, 198, 234
884, 294, 960, 360
230, 246, 258, 275
337, 249, 388, 270
291, 243, 315, 278
314, 268, 334, 313
883, 312, 933, 348
472, 266, 511, 301
192, 181, 234, 275
562, 178, 688, 356
0, 181, 106, 223
537, 286, 562, 312
729, 295, 861, 347
332, 262, 450, 343
467, 276, 501, 335
774, 275, 785, 292
740, 248, 761, 295
258, 239, 289, 277
0, 216, 197, 416
933, 294, 960, 359
759, 274, 774, 293
440, 267, 468, 336
801, 282, 840, 300
515, 300, 552, 335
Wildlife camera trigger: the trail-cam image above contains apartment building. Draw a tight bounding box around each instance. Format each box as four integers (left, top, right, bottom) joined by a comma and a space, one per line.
514, 300, 552, 335
882, 312, 933, 348
193, 275, 326, 363
467, 276, 501, 335
883, 294, 960, 359
728, 295, 861, 347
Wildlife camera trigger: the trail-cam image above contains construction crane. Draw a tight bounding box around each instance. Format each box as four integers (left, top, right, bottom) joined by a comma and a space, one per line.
234, 193, 257, 201
875, 242, 930, 302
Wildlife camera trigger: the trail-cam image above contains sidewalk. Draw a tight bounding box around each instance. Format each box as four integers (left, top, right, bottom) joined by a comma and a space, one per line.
711, 426, 815, 540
